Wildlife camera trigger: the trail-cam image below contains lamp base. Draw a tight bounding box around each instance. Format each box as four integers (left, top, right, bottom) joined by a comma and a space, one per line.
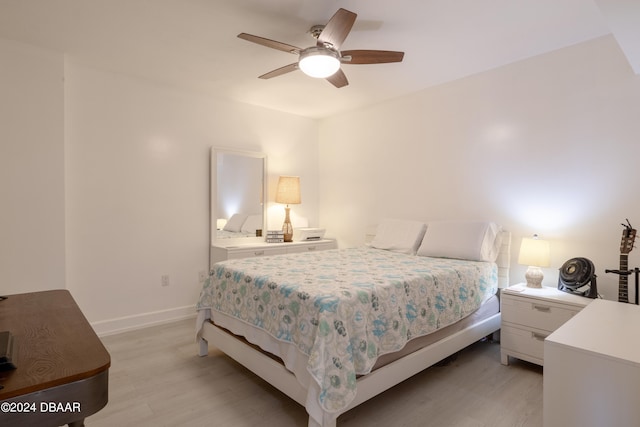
525, 266, 544, 288
282, 206, 293, 242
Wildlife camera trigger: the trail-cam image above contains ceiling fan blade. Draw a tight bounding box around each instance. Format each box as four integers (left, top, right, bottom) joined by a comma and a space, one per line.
317, 8, 357, 50
341, 50, 405, 64
238, 33, 301, 55
326, 68, 348, 88
259, 63, 299, 79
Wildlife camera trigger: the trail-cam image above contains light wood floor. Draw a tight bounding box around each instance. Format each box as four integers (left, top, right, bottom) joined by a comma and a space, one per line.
87, 318, 543, 427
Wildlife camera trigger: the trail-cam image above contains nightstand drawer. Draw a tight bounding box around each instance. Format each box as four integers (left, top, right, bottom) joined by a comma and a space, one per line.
286, 241, 334, 254
502, 295, 580, 332
227, 247, 287, 259
500, 285, 592, 366
501, 324, 547, 361
211, 239, 336, 264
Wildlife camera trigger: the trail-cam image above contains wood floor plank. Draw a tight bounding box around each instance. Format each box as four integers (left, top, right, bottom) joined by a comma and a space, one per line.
87, 318, 542, 426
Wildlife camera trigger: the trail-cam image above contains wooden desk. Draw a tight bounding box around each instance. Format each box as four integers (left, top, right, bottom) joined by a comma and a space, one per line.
0, 290, 110, 427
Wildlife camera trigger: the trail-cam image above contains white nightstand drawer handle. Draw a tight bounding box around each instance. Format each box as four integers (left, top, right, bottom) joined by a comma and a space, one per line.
532, 332, 548, 341
307, 246, 316, 251
533, 305, 551, 312
254, 250, 265, 256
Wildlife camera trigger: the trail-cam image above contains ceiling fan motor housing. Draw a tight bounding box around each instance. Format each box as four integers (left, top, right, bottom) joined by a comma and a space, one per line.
309, 25, 325, 39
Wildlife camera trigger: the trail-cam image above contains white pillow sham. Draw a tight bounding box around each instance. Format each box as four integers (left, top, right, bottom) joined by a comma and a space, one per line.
369, 219, 427, 255
241, 214, 263, 233
417, 220, 502, 262
223, 213, 248, 232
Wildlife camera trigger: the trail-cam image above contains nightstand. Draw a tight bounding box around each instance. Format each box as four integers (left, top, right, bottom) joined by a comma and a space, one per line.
500, 284, 592, 366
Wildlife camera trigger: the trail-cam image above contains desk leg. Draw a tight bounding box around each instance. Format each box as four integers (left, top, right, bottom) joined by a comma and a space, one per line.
0, 370, 107, 427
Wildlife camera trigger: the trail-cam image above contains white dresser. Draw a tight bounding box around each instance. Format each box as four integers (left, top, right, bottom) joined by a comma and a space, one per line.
211, 239, 337, 264
500, 284, 592, 366
544, 299, 640, 427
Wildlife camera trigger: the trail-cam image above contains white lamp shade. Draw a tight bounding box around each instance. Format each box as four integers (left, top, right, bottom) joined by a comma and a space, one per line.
518, 237, 550, 267
275, 176, 301, 205
298, 47, 340, 78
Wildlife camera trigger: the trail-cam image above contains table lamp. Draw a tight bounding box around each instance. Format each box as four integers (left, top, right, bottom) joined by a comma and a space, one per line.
518, 234, 550, 288
275, 176, 300, 242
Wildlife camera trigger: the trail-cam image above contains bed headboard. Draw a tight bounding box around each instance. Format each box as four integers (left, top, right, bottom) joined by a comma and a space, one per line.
496, 230, 511, 288
365, 224, 511, 288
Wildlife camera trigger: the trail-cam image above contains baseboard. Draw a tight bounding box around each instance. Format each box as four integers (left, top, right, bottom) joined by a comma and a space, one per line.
91, 305, 196, 337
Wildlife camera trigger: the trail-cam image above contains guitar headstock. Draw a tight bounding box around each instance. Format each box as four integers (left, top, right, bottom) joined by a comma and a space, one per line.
620, 219, 637, 254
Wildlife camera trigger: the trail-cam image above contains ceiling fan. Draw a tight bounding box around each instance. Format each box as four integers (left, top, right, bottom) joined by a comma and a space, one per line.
238, 8, 404, 88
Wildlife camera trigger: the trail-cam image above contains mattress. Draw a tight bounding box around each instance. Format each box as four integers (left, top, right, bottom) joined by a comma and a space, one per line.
372, 294, 499, 369
196, 247, 498, 413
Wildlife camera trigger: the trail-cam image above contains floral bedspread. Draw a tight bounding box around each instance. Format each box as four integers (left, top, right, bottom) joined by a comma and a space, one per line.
196, 247, 497, 413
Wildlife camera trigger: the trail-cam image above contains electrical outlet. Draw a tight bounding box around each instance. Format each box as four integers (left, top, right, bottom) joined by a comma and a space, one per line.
198, 270, 207, 283
161, 275, 170, 287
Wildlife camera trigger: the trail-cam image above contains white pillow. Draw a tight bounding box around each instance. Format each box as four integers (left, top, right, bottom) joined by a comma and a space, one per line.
223, 213, 248, 232
241, 214, 263, 233
417, 221, 502, 262
369, 219, 427, 255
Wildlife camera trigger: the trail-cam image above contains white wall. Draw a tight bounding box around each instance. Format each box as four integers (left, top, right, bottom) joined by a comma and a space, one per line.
1, 36, 319, 333
0, 39, 65, 295
6, 32, 640, 333
64, 62, 319, 333
319, 35, 640, 301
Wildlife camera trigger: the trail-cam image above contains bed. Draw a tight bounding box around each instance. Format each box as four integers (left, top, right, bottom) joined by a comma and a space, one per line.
196, 219, 511, 427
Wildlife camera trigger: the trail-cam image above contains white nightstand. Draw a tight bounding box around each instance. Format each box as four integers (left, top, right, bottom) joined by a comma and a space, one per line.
500, 284, 592, 366
211, 239, 337, 264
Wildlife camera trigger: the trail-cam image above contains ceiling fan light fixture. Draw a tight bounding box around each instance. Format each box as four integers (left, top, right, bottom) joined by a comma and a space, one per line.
298, 47, 340, 78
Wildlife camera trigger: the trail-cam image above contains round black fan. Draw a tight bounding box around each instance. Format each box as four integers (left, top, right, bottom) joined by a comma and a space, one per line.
558, 257, 598, 298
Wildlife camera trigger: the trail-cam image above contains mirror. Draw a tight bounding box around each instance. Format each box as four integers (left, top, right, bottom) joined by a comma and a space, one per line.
211, 148, 267, 246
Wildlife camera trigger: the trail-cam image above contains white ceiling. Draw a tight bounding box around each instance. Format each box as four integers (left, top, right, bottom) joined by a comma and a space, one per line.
0, 0, 637, 118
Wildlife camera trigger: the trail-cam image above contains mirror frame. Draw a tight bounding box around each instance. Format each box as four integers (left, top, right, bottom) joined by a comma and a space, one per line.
210, 147, 268, 247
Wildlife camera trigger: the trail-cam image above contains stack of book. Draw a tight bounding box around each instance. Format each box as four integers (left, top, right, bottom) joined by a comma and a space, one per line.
266, 230, 284, 243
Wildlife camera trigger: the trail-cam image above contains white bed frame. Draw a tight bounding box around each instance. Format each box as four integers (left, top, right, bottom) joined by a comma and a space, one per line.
198, 231, 511, 427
